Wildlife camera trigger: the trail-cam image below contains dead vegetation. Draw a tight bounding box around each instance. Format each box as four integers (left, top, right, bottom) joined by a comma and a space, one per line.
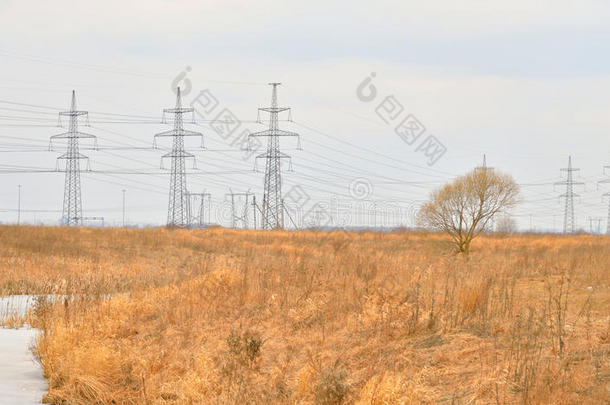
0, 226, 608, 404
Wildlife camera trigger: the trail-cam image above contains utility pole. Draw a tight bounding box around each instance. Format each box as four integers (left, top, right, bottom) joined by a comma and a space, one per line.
252, 195, 257, 230
249, 83, 300, 230
604, 194, 610, 235
229, 192, 235, 228
475, 154, 495, 231
122, 189, 126, 227
600, 164, 610, 235
50, 90, 97, 226
154, 87, 203, 227
313, 207, 325, 228
372, 202, 377, 228
199, 193, 210, 227
555, 156, 584, 234
17, 184, 21, 225
281, 198, 285, 229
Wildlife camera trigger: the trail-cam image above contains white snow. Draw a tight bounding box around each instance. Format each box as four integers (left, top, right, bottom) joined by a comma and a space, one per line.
0, 296, 48, 404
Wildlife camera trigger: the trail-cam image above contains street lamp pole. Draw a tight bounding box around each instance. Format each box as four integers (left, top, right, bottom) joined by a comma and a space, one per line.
17, 185, 21, 225
122, 189, 126, 227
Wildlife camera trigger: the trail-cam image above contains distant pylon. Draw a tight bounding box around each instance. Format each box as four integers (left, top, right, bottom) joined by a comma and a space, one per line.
50, 91, 97, 226
226, 190, 252, 229
587, 217, 603, 234
475, 154, 493, 172
154, 87, 203, 227
555, 156, 584, 234
605, 194, 610, 235
475, 154, 494, 231
600, 164, 610, 234
187, 190, 211, 228
249, 83, 300, 229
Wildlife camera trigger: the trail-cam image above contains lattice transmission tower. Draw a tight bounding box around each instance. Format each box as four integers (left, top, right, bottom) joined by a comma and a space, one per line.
555, 156, 584, 234
154, 87, 203, 227
50, 91, 97, 226
249, 83, 300, 229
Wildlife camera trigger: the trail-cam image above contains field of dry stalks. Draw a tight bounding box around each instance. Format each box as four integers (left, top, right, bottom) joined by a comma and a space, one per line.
0, 226, 609, 404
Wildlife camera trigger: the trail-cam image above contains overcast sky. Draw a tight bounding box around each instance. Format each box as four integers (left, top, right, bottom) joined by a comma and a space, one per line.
0, 1, 609, 231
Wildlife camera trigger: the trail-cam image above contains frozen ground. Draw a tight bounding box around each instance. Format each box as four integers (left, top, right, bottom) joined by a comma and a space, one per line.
0, 296, 48, 404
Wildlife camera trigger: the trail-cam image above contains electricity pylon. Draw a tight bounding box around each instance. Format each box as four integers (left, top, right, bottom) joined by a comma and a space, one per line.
249, 83, 300, 229
226, 190, 252, 229
187, 191, 211, 228
555, 156, 584, 234
50, 90, 97, 226
154, 87, 203, 227
475, 154, 493, 172
475, 154, 495, 231
587, 217, 603, 234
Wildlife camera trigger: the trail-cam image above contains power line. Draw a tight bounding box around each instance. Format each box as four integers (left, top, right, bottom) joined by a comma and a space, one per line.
17, 184, 21, 225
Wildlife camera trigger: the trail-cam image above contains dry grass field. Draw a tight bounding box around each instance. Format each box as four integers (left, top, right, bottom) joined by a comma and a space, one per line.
0, 226, 609, 404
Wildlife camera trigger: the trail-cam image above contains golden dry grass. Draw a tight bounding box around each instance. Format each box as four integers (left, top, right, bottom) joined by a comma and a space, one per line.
0, 226, 608, 404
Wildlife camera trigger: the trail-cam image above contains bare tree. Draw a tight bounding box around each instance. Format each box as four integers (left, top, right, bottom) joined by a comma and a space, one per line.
495, 215, 517, 233
417, 169, 519, 253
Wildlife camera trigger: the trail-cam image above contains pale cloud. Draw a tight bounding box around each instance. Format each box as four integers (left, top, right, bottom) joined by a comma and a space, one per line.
0, 1, 608, 230
1, 0, 609, 41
